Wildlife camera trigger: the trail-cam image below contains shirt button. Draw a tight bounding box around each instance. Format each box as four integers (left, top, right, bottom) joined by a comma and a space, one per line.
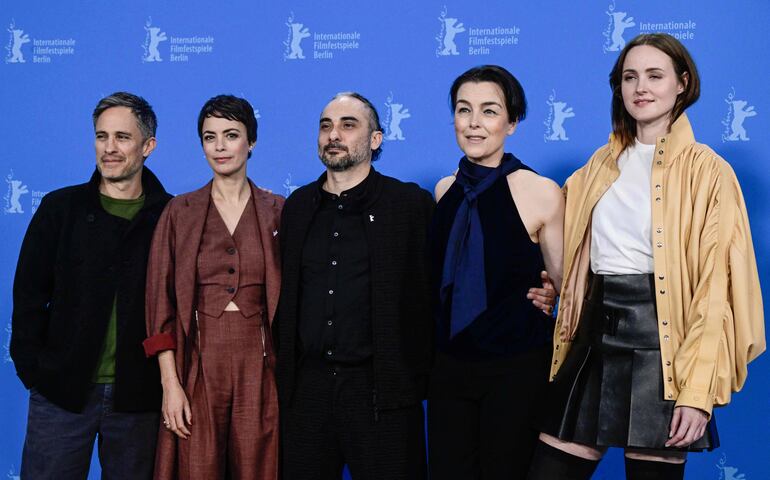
326, 349, 333, 356
327, 320, 333, 326
656, 161, 662, 166
333, 232, 339, 237
662, 320, 668, 326
655, 197, 661, 202
660, 138, 666, 143
658, 150, 664, 155
331, 260, 337, 266
655, 184, 662, 190
660, 289, 666, 295
656, 227, 663, 234
666, 360, 672, 366
664, 335, 670, 341
656, 242, 663, 248
337, 204, 343, 210
226, 287, 235, 294
228, 267, 236, 274
658, 274, 664, 280
668, 377, 673, 382
328, 289, 334, 295
227, 247, 236, 255
667, 393, 673, 399
555, 344, 560, 350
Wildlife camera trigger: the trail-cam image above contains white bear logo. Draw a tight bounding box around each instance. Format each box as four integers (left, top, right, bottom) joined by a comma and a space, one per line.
7, 23, 30, 64
547, 102, 575, 141
284, 13, 310, 60
386, 103, 411, 141
727, 100, 757, 141
143, 20, 167, 62
283, 174, 299, 197
5, 174, 29, 214
440, 18, 465, 56
603, 2, 635, 53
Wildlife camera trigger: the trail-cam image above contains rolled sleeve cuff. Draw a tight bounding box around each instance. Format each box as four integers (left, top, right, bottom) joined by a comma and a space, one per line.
143, 333, 176, 357
675, 387, 715, 418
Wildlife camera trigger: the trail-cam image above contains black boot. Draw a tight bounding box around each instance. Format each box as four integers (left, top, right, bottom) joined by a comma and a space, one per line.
526, 441, 599, 480
625, 456, 685, 480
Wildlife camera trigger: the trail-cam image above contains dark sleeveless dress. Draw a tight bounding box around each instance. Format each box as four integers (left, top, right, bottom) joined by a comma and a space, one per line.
427, 172, 554, 479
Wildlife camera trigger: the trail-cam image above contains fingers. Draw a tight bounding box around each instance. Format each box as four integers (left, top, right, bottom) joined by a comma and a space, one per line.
666, 408, 682, 447
540, 270, 553, 287
666, 408, 707, 448
184, 401, 193, 427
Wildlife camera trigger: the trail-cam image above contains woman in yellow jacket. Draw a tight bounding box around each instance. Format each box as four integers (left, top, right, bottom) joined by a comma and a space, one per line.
527, 33, 765, 480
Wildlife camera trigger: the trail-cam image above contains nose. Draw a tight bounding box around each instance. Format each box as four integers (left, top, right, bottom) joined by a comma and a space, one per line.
328, 124, 341, 141
635, 77, 648, 94
469, 111, 481, 128
215, 135, 226, 151
105, 135, 118, 153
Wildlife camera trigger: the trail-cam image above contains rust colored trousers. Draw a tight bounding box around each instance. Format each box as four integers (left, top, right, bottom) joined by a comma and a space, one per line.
178, 310, 278, 479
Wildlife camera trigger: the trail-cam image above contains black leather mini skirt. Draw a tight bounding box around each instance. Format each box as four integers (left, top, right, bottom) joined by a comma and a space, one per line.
541, 273, 718, 450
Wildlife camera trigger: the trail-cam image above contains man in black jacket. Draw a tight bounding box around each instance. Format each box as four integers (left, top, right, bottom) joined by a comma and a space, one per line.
11, 92, 172, 480
275, 92, 435, 479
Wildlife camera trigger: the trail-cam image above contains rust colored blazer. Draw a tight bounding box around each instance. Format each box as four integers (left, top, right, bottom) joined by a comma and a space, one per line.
143, 180, 283, 479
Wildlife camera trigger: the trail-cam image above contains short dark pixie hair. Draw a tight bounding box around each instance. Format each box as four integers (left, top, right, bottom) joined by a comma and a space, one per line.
198, 95, 258, 157
330, 91, 383, 161
449, 65, 527, 123
609, 33, 700, 150
92, 92, 157, 141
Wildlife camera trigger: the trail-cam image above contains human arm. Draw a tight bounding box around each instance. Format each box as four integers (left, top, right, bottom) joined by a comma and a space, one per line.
673, 159, 765, 418
159, 350, 192, 439
10, 195, 59, 388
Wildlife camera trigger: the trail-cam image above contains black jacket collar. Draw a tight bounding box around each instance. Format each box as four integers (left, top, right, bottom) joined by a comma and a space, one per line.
86, 166, 169, 210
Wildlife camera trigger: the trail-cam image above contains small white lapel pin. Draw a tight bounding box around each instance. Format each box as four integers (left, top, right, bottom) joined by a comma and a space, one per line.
272, 230, 278, 237
369, 215, 375, 222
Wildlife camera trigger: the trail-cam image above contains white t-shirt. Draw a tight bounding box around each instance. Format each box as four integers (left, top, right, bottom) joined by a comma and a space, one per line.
591, 139, 655, 275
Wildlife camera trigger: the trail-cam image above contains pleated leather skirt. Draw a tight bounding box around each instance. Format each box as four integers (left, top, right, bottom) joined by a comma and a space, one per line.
541, 273, 718, 450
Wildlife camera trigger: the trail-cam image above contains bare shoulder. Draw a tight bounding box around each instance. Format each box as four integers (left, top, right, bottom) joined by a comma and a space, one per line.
434, 175, 457, 202
508, 170, 561, 198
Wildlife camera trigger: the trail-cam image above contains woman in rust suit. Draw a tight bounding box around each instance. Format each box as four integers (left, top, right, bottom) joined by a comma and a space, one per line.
143, 95, 282, 479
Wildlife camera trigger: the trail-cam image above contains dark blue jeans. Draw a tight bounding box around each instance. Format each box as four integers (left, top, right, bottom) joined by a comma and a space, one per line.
21, 384, 159, 480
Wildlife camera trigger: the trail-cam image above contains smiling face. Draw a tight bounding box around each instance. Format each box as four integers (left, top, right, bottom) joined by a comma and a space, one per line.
621, 44, 686, 138
94, 106, 155, 184
201, 116, 252, 178
317, 96, 382, 172
453, 81, 516, 167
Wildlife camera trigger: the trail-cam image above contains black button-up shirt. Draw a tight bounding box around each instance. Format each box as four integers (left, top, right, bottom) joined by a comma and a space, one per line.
298, 172, 373, 364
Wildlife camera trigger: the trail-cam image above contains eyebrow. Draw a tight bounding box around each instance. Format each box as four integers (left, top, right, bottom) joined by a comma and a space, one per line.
95, 130, 133, 136
202, 128, 240, 135
319, 116, 361, 124
623, 67, 665, 74
456, 99, 503, 108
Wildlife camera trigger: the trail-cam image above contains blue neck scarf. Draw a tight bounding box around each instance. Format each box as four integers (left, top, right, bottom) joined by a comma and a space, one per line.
441, 153, 526, 338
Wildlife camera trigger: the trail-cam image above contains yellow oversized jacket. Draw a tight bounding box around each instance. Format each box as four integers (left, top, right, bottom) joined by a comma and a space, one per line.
552, 114, 765, 416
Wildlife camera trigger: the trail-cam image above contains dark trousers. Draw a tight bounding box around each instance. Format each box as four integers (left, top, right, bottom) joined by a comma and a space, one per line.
21, 383, 159, 480
281, 361, 427, 480
427, 346, 551, 480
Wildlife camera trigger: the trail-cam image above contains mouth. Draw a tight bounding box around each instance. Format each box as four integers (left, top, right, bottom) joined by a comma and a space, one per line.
213, 156, 232, 164
465, 135, 486, 143
634, 99, 654, 106
325, 144, 348, 155
100, 157, 124, 165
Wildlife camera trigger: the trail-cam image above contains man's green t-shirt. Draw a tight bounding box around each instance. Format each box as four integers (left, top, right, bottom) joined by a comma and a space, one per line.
92, 193, 145, 383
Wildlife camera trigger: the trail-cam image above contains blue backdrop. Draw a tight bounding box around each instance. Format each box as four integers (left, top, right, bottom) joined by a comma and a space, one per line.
1, 1, 767, 478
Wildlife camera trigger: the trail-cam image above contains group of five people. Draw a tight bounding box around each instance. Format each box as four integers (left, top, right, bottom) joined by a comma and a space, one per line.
11, 33, 765, 479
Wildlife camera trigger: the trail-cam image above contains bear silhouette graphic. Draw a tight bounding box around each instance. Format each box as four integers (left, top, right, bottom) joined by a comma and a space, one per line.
144, 26, 167, 62
386, 104, 411, 141
548, 102, 575, 141
6, 179, 28, 213
287, 23, 310, 59
8, 28, 30, 63
727, 100, 757, 141
606, 12, 635, 51
440, 18, 465, 56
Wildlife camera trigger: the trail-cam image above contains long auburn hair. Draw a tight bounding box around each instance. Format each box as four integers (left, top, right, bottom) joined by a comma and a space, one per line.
609, 33, 700, 150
